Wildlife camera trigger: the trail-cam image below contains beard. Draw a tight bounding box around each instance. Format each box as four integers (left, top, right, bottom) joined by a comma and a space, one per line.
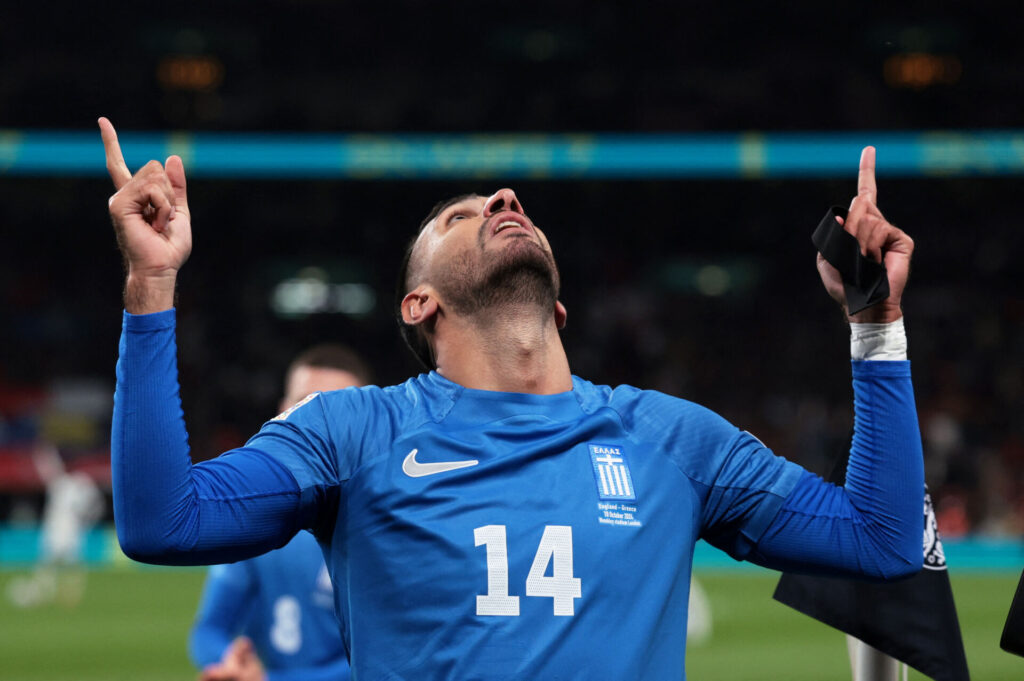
436, 237, 561, 318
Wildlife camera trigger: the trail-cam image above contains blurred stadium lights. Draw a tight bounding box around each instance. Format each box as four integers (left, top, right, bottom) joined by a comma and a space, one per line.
694, 265, 732, 297
883, 53, 962, 90
4, 129, 1024, 178
156, 55, 225, 92
655, 259, 760, 297
270, 267, 376, 318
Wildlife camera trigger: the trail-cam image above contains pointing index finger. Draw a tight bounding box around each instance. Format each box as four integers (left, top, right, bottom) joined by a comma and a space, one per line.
98, 117, 133, 190
858, 145, 877, 203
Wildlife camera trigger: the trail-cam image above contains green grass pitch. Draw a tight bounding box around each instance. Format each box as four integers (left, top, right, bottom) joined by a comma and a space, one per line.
0, 567, 1019, 679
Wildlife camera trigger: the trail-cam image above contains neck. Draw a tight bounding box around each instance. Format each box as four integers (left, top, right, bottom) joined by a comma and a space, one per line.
433, 304, 572, 394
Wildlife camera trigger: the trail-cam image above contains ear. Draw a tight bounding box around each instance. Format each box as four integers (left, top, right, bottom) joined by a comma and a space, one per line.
401, 288, 439, 327
554, 301, 568, 329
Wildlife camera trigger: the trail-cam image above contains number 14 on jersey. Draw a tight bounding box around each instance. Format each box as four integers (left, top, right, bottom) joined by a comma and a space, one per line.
474, 525, 582, 617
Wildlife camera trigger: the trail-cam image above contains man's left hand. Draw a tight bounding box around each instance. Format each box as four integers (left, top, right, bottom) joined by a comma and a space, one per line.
816, 146, 914, 323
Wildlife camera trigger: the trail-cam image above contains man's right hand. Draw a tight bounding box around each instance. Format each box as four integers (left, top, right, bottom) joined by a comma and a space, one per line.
100, 117, 192, 314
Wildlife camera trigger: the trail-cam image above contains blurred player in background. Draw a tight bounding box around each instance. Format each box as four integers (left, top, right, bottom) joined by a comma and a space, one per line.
189, 344, 371, 681
101, 116, 924, 679
6, 445, 103, 608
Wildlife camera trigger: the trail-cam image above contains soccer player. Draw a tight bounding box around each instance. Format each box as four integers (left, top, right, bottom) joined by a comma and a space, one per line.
100, 117, 922, 680
189, 345, 370, 681
6, 445, 104, 608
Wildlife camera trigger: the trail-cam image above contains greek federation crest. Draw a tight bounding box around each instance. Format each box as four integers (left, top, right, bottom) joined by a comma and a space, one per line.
588, 444, 635, 501
923, 487, 947, 571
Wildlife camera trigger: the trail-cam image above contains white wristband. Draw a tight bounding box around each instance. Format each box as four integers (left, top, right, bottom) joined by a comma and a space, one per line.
850, 319, 907, 361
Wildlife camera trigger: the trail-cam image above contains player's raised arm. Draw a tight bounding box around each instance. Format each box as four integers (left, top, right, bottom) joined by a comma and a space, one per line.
103, 119, 314, 566
742, 147, 923, 578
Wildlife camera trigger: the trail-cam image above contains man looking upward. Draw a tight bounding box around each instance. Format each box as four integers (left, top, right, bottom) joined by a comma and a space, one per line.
189, 345, 370, 681
100, 117, 921, 680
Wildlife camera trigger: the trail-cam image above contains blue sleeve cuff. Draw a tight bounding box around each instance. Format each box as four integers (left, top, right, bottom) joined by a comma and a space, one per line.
851, 358, 911, 378
123, 307, 177, 331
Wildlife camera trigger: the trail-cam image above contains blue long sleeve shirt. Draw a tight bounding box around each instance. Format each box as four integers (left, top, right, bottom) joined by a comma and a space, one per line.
189, 531, 349, 681
113, 309, 923, 680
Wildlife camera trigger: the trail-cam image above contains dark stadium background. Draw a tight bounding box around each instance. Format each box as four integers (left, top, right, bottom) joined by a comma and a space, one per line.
2, 2, 1023, 547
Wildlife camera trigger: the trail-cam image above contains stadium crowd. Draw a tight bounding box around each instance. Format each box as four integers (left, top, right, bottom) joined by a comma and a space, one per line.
1, 176, 1020, 538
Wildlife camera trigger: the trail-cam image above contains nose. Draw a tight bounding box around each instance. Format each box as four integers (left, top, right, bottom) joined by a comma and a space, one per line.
483, 188, 524, 217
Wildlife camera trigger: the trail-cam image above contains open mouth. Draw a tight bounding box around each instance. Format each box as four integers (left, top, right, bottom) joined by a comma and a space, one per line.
489, 212, 532, 238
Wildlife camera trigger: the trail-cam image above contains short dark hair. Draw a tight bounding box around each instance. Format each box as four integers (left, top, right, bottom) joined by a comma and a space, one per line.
288, 343, 373, 386
395, 193, 479, 370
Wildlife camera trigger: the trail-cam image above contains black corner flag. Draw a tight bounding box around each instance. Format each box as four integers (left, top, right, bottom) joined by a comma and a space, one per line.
1000, 568, 1024, 655
773, 451, 970, 681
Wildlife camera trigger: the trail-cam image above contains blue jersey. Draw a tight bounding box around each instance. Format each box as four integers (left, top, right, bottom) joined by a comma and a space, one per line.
189, 531, 350, 681
251, 372, 808, 678
111, 310, 923, 681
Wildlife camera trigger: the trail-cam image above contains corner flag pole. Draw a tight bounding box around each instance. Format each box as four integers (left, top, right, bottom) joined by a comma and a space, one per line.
849, 636, 908, 681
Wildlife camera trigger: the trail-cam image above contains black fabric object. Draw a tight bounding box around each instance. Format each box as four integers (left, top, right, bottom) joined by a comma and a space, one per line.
1000, 569, 1024, 655
773, 449, 970, 681
812, 206, 890, 315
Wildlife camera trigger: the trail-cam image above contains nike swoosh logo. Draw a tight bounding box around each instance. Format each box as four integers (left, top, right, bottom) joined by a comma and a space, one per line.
402, 449, 479, 478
